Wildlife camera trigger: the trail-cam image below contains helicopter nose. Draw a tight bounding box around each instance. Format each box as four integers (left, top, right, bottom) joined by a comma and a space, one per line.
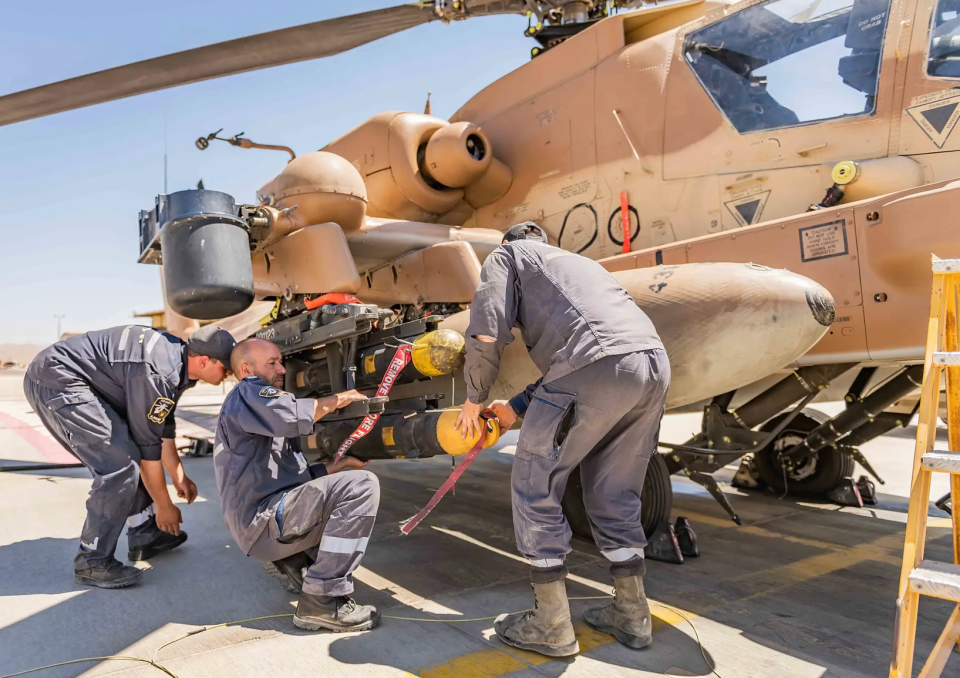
805, 282, 836, 327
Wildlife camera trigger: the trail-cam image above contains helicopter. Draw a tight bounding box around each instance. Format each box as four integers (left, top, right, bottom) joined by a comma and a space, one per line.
2, 0, 958, 546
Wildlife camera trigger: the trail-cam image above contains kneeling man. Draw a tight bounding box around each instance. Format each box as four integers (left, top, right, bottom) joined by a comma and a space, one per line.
214, 337, 379, 632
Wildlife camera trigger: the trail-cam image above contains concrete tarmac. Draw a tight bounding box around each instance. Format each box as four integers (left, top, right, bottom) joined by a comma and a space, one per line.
0, 368, 957, 678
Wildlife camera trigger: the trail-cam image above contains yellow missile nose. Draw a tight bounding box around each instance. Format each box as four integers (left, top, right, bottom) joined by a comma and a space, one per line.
436, 410, 501, 456
411, 329, 466, 377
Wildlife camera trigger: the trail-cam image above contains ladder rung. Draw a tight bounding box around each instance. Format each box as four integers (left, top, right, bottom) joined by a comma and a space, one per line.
909, 561, 960, 601
933, 352, 960, 365
921, 450, 960, 473
932, 259, 960, 273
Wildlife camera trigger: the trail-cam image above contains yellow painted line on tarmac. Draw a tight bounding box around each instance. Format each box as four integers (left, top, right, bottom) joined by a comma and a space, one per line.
418, 623, 614, 678
419, 648, 526, 678
680, 510, 851, 552
736, 533, 904, 602
682, 509, 905, 564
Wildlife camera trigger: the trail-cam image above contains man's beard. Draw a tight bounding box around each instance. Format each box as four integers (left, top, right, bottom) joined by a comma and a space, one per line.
271, 374, 284, 388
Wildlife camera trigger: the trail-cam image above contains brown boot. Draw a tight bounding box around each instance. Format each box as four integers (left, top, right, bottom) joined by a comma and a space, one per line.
495, 580, 579, 657
582, 574, 652, 649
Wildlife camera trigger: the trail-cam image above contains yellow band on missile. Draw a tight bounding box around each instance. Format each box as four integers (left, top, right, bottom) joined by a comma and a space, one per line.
411, 329, 466, 377
436, 410, 501, 456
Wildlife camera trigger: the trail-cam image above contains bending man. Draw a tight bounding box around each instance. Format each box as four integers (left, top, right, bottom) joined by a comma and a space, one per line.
456, 221, 670, 656
215, 338, 380, 632
24, 324, 235, 588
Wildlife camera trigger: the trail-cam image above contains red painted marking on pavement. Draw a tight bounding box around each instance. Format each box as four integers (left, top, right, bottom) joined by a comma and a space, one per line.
0, 410, 78, 464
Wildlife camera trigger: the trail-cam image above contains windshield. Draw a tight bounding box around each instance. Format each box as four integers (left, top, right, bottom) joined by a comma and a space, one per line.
683, 0, 890, 133
929, 0, 960, 77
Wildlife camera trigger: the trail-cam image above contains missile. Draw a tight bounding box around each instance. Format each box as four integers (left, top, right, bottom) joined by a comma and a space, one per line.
440, 262, 834, 411
303, 409, 501, 460
289, 328, 465, 395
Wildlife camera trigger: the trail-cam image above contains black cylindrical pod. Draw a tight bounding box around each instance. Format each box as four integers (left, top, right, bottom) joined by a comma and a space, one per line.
159, 189, 254, 320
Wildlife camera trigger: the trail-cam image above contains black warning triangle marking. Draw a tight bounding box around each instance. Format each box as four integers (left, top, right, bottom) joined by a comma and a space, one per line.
921, 102, 958, 134
724, 189, 771, 227
734, 200, 761, 225
907, 90, 960, 149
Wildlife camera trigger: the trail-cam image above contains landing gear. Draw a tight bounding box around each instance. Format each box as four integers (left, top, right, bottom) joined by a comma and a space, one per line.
670, 363, 917, 515
561, 452, 673, 543
753, 409, 855, 495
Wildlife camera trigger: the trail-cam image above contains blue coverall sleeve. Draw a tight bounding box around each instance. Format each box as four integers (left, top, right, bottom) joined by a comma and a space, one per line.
464, 250, 520, 403
238, 388, 317, 439
508, 378, 544, 417
125, 364, 179, 461
161, 407, 178, 439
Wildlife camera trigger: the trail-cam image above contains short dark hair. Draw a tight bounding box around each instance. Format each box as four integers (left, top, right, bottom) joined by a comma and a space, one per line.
502, 221, 547, 244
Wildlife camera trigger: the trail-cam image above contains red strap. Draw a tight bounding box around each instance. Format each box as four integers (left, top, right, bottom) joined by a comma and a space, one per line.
400, 434, 485, 535
305, 293, 361, 310
333, 344, 412, 462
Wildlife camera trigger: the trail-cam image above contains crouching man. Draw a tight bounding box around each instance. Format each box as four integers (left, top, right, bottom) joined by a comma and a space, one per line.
214, 337, 381, 632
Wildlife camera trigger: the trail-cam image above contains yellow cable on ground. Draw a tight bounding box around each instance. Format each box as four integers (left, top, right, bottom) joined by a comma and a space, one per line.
2, 596, 721, 678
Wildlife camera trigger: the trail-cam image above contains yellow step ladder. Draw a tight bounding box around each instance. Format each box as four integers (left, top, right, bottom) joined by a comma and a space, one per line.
891, 257, 960, 678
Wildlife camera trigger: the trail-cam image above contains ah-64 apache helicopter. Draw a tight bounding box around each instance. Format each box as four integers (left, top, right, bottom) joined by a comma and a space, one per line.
4, 0, 960, 544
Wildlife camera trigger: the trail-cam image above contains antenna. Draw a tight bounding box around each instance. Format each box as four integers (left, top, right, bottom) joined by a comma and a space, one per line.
54, 314, 65, 340
163, 111, 168, 194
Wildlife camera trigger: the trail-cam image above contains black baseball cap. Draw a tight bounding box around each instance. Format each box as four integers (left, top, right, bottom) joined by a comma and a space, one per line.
502, 221, 548, 244
186, 325, 236, 365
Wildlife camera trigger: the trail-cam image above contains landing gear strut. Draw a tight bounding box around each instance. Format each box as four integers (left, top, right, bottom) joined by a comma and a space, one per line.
671, 363, 921, 515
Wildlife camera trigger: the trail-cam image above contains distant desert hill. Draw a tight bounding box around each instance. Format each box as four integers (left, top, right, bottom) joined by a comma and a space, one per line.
0, 344, 45, 367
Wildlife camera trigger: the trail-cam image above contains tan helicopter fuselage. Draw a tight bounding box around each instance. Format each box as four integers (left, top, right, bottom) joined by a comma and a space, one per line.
293, 0, 960, 378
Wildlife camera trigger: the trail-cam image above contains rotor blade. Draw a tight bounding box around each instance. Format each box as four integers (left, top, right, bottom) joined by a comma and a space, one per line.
0, 4, 434, 127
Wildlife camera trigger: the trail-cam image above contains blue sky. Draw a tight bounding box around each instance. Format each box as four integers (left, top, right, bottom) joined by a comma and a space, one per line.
0, 1, 530, 344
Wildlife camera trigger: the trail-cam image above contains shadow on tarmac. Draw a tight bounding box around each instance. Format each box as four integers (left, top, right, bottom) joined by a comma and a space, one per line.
0, 453, 958, 678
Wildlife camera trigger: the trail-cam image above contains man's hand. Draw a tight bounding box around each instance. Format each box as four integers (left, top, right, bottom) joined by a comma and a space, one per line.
173, 474, 198, 504
325, 457, 371, 475
454, 399, 485, 440
488, 400, 518, 430
334, 389, 368, 409
156, 504, 183, 535
160, 438, 196, 503
316, 389, 369, 421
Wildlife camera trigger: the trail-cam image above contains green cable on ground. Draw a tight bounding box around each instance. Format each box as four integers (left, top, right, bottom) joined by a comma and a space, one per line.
0, 655, 179, 678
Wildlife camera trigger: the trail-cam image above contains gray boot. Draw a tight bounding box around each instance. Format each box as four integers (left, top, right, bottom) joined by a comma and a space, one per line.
74, 559, 143, 589
582, 574, 652, 649
293, 592, 381, 633
494, 580, 579, 657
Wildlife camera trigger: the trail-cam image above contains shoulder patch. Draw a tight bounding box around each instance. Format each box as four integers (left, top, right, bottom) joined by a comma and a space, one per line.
147, 397, 175, 424
259, 386, 283, 398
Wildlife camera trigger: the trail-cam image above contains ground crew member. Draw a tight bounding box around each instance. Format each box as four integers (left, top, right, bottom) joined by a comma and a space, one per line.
24, 324, 236, 588
455, 221, 670, 656
215, 338, 381, 632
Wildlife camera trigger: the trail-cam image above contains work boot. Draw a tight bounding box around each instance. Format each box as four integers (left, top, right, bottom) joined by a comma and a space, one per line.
263, 552, 310, 592
582, 574, 652, 649
293, 592, 381, 632
494, 580, 579, 657
128, 531, 188, 561
75, 559, 143, 589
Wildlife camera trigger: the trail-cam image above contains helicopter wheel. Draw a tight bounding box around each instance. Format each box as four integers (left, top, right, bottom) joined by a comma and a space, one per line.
753, 408, 854, 495
561, 452, 673, 542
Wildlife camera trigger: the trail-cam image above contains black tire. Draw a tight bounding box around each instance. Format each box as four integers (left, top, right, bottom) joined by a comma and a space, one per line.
754, 408, 855, 495
561, 452, 673, 542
